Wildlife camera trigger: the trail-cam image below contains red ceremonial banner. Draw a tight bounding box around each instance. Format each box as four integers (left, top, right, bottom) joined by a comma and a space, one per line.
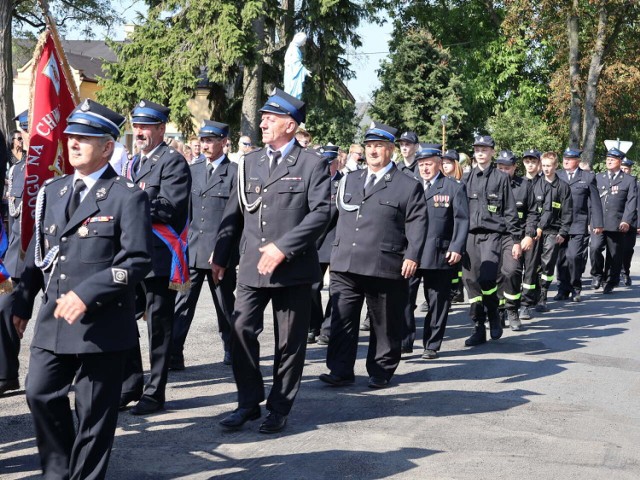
22, 30, 77, 252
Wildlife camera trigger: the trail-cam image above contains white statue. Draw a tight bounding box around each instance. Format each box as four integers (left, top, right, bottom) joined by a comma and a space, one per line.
284, 32, 311, 99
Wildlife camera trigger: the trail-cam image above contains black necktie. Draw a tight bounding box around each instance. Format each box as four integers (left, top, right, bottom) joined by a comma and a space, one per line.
66, 179, 86, 221
269, 151, 282, 176
365, 173, 376, 194
425, 180, 431, 191
568, 172, 573, 182
137, 155, 147, 175
207, 162, 214, 181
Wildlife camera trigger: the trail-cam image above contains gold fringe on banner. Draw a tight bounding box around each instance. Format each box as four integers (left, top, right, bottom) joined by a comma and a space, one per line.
0, 279, 14, 295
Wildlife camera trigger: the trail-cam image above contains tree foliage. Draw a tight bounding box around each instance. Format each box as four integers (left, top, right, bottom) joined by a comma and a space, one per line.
370, 28, 467, 148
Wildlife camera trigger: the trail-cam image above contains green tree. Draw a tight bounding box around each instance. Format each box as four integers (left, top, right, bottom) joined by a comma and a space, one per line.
370, 28, 467, 148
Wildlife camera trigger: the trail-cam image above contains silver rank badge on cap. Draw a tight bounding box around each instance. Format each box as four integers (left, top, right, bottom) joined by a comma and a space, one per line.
112, 268, 128, 285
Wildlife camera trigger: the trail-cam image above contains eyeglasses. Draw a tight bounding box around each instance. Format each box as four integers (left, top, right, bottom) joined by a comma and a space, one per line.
13, 137, 23, 142
242, 142, 252, 146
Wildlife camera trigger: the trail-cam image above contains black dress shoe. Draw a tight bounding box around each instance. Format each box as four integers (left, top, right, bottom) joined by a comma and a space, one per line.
401, 345, 413, 354
169, 356, 185, 371
592, 278, 602, 289
130, 396, 164, 415
223, 351, 232, 365
259, 411, 287, 434
119, 390, 142, 410
316, 334, 330, 345
554, 291, 570, 301
0, 378, 20, 396
319, 373, 354, 386
307, 332, 316, 344
368, 377, 389, 388
220, 406, 261, 428
623, 274, 632, 286
603, 284, 614, 294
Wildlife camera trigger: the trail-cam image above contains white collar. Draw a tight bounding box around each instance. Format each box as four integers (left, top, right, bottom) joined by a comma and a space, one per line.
73, 164, 110, 197
366, 161, 394, 184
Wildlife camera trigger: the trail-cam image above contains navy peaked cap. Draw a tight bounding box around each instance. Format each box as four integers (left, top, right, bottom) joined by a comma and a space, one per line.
364, 121, 398, 143
562, 148, 582, 158
398, 131, 419, 144
443, 149, 459, 162
199, 120, 229, 138
606, 147, 625, 159
621, 157, 634, 167
259, 88, 306, 124
64, 99, 125, 139
472, 135, 495, 148
496, 150, 517, 165
415, 143, 443, 160
131, 99, 170, 124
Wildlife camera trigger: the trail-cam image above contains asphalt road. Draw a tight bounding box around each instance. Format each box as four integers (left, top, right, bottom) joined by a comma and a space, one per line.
2, 260, 640, 479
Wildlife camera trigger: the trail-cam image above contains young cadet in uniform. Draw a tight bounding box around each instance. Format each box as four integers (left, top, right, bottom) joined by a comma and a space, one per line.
463, 135, 521, 347
619, 157, 638, 285
590, 148, 638, 293
519, 149, 552, 320
120, 100, 192, 415
396, 131, 420, 174
212, 88, 330, 434
171, 121, 237, 370
12, 100, 152, 479
535, 152, 572, 312
0, 119, 28, 396
309, 145, 342, 345
555, 148, 603, 302
495, 150, 538, 331
319, 122, 427, 387
413, 144, 469, 359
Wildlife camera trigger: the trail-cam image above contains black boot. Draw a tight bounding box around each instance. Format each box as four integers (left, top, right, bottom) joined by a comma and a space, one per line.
535, 288, 549, 312
488, 310, 503, 340
465, 321, 487, 346
508, 309, 522, 331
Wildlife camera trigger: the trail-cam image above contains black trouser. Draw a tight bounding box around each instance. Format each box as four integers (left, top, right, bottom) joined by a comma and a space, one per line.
26, 347, 125, 480
497, 236, 522, 311
622, 230, 637, 276
172, 266, 235, 361
0, 282, 20, 381
310, 263, 332, 336
421, 269, 453, 351
231, 282, 311, 416
590, 231, 624, 287
327, 271, 408, 381
402, 275, 425, 350
557, 233, 589, 294
463, 232, 502, 320
121, 276, 176, 403
539, 233, 561, 290
521, 238, 542, 307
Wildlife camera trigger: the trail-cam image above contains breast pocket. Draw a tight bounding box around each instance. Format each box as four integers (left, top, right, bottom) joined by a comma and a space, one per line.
486, 192, 503, 215
378, 199, 400, 221
80, 222, 116, 263
277, 181, 305, 209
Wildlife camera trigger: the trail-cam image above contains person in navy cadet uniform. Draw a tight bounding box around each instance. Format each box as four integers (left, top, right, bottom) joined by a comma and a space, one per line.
171, 120, 237, 370
120, 99, 192, 415
211, 88, 330, 434
535, 151, 572, 312
412, 144, 469, 359
590, 147, 638, 294
462, 135, 522, 346
555, 148, 603, 302
619, 157, 638, 286
11, 100, 152, 479
319, 121, 427, 388
309, 145, 343, 345
495, 150, 539, 331
0, 122, 28, 396
397, 131, 420, 174
518, 149, 552, 321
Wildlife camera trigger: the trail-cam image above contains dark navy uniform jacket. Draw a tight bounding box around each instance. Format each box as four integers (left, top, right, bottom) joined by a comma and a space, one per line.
13, 167, 153, 354
188, 156, 237, 269
543, 176, 572, 237
130, 143, 191, 277
557, 168, 603, 234
511, 175, 539, 239
5, 159, 25, 277
595, 171, 638, 232
213, 143, 331, 287
418, 174, 469, 271
526, 174, 553, 231
330, 164, 427, 280
463, 164, 522, 240
316, 171, 343, 264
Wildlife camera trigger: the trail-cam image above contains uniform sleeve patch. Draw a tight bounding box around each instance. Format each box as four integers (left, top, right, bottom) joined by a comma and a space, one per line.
112, 268, 128, 285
